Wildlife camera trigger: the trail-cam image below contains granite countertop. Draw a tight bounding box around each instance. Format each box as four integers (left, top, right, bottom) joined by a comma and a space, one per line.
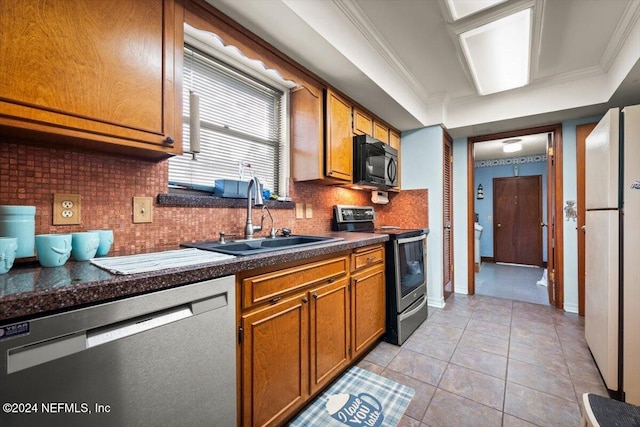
0, 232, 388, 324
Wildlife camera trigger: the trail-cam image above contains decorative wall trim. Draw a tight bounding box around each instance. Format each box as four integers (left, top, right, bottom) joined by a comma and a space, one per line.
563, 303, 579, 314
475, 153, 547, 168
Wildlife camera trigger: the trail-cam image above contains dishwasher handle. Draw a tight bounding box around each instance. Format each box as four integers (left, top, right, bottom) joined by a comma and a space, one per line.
86, 306, 192, 348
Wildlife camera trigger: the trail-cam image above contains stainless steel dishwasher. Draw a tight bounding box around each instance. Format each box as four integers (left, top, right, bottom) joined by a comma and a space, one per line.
0, 275, 236, 427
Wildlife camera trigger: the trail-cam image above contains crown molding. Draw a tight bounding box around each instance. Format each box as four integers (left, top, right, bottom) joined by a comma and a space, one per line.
332, 0, 430, 104
599, 0, 640, 71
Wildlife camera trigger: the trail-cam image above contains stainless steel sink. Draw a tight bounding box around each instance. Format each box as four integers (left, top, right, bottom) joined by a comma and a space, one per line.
181, 235, 343, 256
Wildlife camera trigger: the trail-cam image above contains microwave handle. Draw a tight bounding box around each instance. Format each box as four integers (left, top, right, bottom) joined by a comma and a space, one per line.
387, 158, 398, 183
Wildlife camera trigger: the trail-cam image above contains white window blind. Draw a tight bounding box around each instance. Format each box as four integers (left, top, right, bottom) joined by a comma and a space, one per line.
169, 45, 284, 193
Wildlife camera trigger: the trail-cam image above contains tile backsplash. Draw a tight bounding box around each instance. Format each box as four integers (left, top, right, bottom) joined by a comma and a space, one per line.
1, 142, 428, 255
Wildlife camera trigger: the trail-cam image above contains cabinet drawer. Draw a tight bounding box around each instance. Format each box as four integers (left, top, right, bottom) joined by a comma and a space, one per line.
351, 245, 384, 272
242, 256, 349, 309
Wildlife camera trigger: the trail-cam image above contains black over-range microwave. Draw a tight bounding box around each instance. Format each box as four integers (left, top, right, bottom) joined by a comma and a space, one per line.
353, 134, 398, 190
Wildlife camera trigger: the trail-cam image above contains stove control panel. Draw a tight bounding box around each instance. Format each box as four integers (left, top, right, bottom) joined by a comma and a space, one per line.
333, 205, 376, 223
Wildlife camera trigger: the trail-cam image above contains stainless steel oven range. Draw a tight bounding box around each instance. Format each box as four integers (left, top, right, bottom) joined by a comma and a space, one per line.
333, 205, 429, 345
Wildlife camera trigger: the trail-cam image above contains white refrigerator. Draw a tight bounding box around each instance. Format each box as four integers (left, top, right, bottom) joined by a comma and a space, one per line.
585, 104, 640, 404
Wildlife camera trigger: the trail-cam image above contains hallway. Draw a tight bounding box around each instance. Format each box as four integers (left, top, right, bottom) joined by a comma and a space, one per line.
475, 262, 549, 306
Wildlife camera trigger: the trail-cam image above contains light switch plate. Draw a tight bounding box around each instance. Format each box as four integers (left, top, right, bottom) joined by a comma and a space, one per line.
133, 197, 153, 223
295, 203, 304, 219
53, 193, 81, 225
305, 203, 313, 219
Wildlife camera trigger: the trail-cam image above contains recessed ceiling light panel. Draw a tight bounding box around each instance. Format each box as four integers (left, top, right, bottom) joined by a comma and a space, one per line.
460, 8, 532, 95
446, 0, 507, 20
503, 138, 523, 153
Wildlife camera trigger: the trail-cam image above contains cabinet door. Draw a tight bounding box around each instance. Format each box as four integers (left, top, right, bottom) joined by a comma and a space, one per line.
291, 84, 324, 182
325, 89, 353, 181
389, 130, 401, 151
309, 277, 350, 394
0, 0, 182, 160
373, 121, 389, 144
351, 263, 386, 359
353, 108, 373, 136
241, 294, 309, 427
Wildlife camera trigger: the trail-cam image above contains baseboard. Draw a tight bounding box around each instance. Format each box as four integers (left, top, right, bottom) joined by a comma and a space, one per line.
428, 296, 446, 309
563, 303, 579, 314
481, 256, 495, 263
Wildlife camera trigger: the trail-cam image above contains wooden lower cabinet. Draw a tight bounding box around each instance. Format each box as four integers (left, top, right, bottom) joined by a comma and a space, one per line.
241, 293, 310, 427
309, 277, 350, 394
351, 263, 386, 359
239, 248, 385, 426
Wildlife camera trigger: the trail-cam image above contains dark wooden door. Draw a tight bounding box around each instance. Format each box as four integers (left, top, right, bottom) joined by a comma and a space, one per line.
493, 176, 543, 266
443, 133, 453, 299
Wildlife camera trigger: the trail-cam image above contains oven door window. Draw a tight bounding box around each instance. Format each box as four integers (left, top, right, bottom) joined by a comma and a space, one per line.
395, 235, 426, 305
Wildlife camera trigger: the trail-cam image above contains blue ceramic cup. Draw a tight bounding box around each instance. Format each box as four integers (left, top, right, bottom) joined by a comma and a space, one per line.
88, 229, 114, 257
71, 232, 100, 261
35, 234, 72, 267
0, 237, 18, 274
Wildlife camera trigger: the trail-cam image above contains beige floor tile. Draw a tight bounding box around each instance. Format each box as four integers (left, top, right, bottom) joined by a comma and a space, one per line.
507, 359, 576, 402
465, 316, 511, 340
450, 346, 508, 379
508, 340, 570, 377
504, 382, 582, 426
387, 349, 448, 386
403, 333, 458, 362
502, 413, 540, 426
363, 341, 401, 367
382, 369, 437, 422
458, 329, 510, 357
470, 309, 512, 327
428, 310, 471, 329
438, 363, 505, 410
423, 388, 502, 427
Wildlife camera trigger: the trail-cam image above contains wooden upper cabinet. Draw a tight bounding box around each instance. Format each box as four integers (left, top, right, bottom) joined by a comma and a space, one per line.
389, 129, 401, 151
353, 107, 373, 136
0, 0, 183, 160
325, 89, 353, 182
290, 83, 324, 182
373, 121, 390, 144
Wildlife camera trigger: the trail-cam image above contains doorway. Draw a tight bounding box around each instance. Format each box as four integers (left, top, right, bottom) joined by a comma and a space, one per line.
466, 124, 564, 309
493, 176, 543, 266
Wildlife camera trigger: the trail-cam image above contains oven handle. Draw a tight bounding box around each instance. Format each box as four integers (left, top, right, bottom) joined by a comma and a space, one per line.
399, 294, 428, 321
396, 233, 426, 245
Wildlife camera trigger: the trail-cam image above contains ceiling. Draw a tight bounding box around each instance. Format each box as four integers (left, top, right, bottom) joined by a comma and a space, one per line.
205, 0, 640, 138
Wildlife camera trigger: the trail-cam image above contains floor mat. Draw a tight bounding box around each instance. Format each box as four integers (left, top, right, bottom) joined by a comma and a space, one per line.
289, 366, 414, 427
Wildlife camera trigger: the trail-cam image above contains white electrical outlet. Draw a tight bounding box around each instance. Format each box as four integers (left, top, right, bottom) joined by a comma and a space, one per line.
53, 194, 81, 225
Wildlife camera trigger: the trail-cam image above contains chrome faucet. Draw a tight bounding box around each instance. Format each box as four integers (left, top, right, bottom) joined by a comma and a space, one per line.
244, 176, 265, 239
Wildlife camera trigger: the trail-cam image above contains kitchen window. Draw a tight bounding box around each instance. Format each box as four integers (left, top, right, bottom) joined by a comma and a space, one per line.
169, 39, 289, 195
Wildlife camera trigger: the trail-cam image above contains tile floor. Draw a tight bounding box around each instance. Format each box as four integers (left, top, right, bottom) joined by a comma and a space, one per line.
475, 263, 549, 306
358, 293, 608, 426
